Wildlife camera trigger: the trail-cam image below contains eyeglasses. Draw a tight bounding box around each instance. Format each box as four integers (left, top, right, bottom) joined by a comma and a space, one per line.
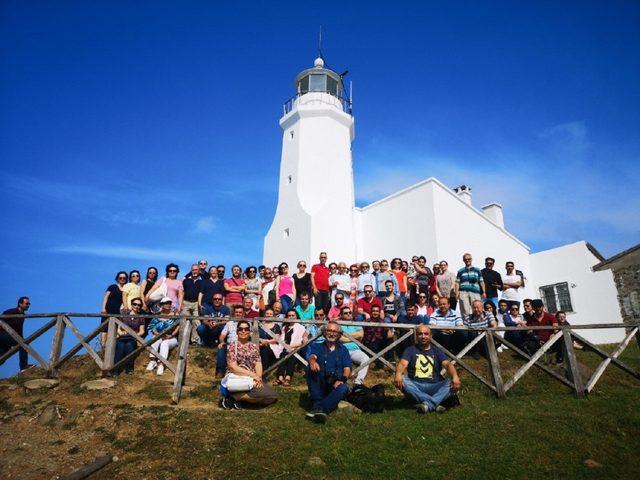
132, 303, 143, 308
168, 269, 178, 273
364, 290, 373, 293
118, 276, 127, 280
342, 311, 352, 315
325, 329, 340, 334
335, 297, 344, 301
199, 262, 207, 265
463, 257, 472, 261
248, 269, 256, 273
419, 295, 427, 298
361, 265, 369, 269
298, 264, 306, 268
131, 273, 140, 277
213, 297, 223, 301
510, 308, 519, 311
314, 314, 324, 318
237, 327, 250, 332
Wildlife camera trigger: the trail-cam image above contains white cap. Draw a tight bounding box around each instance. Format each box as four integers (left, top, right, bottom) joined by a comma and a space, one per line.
160, 297, 172, 304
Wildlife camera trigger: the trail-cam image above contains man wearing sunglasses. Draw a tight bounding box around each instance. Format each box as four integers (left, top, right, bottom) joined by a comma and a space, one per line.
1, 296, 34, 372
305, 321, 352, 424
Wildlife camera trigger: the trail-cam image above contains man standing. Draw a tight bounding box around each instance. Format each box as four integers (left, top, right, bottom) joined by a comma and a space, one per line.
501, 261, 523, 309
182, 264, 204, 343
196, 294, 229, 347
394, 324, 461, 413
480, 257, 503, 309
375, 260, 399, 298
454, 253, 485, 317
311, 252, 331, 314
199, 267, 226, 315
1, 297, 33, 372
436, 260, 457, 310
305, 321, 352, 423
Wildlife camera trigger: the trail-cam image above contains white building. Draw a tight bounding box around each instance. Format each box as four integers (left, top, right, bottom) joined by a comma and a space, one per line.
264, 57, 623, 343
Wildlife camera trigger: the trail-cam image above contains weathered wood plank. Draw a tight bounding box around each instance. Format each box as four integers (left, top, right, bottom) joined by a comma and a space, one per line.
485, 331, 505, 399
62, 455, 113, 480
48, 316, 66, 376
101, 317, 117, 374
172, 319, 192, 404
109, 319, 177, 374
263, 330, 323, 375
571, 330, 640, 381
504, 330, 563, 392
260, 322, 308, 366
430, 338, 497, 392
0, 320, 49, 369
352, 329, 414, 377
54, 319, 109, 369
586, 327, 639, 392
62, 316, 104, 369
341, 329, 396, 372
0, 317, 56, 366
562, 328, 585, 398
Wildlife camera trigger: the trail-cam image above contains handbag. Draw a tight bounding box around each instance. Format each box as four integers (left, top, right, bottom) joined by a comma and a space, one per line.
148, 277, 168, 303
222, 373, 255, 392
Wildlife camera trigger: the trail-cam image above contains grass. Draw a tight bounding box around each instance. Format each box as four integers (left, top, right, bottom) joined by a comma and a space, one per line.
83, 345, 640, 480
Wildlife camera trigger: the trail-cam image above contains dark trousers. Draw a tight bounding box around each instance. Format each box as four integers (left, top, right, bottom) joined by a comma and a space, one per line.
306, 371, 349, 414
462, 330, 487, 357
197, 323, 224, 347
260, 346, 277, 373
449, 294, 458, 311
216, 345, 227, 375
314, 290, 331, 314
0, 332, 29, 370
114, 337, 137, 373
276, 351, 297, 378
433, 331, 462, 354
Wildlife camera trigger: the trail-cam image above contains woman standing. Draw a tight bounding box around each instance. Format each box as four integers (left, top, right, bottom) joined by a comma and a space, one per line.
275, 310, 307, 386
348, 264, 359, 305
274, 263, 296, 313
293, 261, 313, 305
146, 264, 184, 313
391, 258, 408, 304
121, 270, 142, 311
244, 266, 262, 308
101, 271, 127, 346
140, 267, 158, 312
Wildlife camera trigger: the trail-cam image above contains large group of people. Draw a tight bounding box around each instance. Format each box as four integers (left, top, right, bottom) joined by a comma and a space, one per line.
1, 251, 566, 423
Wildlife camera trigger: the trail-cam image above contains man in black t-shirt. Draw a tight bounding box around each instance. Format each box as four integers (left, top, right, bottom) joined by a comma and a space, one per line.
394, 324, 461, 413
481, 257, 503, 309
1, 296, 33, 371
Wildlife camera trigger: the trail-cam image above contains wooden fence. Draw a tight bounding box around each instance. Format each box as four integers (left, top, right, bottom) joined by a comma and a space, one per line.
1, 313, 639, 404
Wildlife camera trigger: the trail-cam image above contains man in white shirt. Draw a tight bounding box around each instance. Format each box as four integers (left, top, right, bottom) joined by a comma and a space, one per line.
501, 261, 523, 309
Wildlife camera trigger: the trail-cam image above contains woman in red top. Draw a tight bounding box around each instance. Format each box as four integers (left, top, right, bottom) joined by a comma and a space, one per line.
391, 258, 408, 304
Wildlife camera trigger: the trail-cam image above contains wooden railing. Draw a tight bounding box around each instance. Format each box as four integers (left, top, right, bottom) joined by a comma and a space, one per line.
1, 313, 638, 404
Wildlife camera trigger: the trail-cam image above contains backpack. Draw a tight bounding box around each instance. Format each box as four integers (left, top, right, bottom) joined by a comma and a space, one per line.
346, 383, 386, 413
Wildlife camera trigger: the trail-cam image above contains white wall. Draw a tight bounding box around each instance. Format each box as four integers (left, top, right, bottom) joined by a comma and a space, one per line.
356, 180, 438, 262
530, 241, 624, 344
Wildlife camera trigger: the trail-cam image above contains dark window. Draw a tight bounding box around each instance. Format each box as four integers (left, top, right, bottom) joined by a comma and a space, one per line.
539, 282, 573, 313
298, 75, 309, 94
327, 76, 338, 96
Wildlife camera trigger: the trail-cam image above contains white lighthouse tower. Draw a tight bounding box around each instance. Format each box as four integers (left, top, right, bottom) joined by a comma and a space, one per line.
263, 56, 357, 267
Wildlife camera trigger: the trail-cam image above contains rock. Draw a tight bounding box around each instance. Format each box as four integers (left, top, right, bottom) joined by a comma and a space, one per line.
81, 379, 117, 390
584, 459, 603, 469
3, 409, 25, 420
307, 456, 326, 467
23, 379, 59, 390
39, 405, 60, 425
337, 401, 361, 415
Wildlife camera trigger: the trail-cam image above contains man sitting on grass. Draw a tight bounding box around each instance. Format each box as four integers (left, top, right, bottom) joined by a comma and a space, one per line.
305, 321, 352, 424
394, 324, 461, 413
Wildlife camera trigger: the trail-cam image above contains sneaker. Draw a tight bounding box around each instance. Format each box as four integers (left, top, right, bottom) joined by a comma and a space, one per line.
231, 399, 242, 410
416, 404, 430, 414
305, 409, 326, 424
156, 364, 165, 376
20, 364, 36, 373
219, 397, 234, 410
435, 405, 447, 414
146, 360, 157, 371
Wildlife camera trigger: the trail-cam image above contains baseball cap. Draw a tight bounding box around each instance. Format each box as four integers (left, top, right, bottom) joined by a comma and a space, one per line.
160, 297, 172, 304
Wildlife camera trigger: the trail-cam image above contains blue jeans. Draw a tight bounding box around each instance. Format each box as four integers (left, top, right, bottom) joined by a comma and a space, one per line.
216, 344, 227, 375
197, 323, 223, 347
402, 376, 452, 411
280, 295, 294, 314
114, 337, 138, 373
306, 371, 349, 414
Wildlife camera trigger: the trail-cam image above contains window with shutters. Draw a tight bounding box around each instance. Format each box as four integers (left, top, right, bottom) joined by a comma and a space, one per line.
539, 282, 573, 313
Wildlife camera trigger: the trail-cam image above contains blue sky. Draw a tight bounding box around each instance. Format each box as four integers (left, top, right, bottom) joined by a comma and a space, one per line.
1, 1, 639, 372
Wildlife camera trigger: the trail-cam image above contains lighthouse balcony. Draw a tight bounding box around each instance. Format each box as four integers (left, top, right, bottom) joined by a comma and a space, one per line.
283, 91, 352, 116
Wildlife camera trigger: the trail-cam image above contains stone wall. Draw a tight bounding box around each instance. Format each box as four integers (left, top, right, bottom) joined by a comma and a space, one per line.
612, 264, 640, 324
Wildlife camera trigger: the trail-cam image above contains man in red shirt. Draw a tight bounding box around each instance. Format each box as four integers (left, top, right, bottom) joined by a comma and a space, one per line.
242, 296, 259, 319
526, 299, 558, 343
356, 286, 383, 321
311, 252, 331, 314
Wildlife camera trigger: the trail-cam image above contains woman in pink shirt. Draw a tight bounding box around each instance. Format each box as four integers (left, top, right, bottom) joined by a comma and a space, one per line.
275, 262, 296, 314
146, 263, 184, 312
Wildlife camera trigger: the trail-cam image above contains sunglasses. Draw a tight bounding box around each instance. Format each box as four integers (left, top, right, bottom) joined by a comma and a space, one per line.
419, 295, 427, 298
213, 297, 223, 301
237, 327, 250, 332
168, 269, 178, 273
314, 314, 324, 318
342, 311, 353, 315
132, 303, 143, 307
364, 290, 373, 293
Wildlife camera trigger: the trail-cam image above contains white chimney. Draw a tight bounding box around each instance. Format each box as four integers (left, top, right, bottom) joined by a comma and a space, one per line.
482, 203, 504, 228
453, 185, 472, 205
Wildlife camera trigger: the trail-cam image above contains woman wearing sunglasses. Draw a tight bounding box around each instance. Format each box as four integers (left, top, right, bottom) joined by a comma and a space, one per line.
146, 263, 184, 313
220, 320, 278, 409
113, 298, 146, 375
101, 271, 128, 347
244, 266, 261, 308
121, 270, 142, 311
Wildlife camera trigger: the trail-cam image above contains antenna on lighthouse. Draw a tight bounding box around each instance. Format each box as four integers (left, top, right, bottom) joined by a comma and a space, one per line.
318, 25, 323, 60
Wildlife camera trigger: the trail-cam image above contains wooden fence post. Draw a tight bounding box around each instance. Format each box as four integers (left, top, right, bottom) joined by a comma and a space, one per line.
562, 328, 585, 398
48, 315, 66, 377
485, 331, 506, 399
172, 319, 192, 404
102, 317, 117, 376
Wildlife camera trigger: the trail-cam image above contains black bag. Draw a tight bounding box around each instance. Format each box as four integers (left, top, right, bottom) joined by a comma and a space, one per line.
346, 383, 386, 413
